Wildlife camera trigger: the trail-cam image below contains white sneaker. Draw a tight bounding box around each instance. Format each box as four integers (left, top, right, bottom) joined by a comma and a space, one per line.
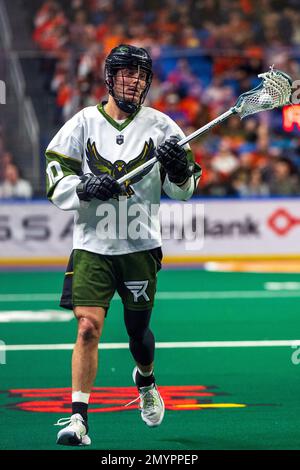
54, 413, 91, 446
131, 367, 165, 427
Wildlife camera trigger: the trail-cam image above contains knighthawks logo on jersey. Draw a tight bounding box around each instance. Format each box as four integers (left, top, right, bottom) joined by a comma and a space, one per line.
85, 138, 155, 197
124, 280, 150, 302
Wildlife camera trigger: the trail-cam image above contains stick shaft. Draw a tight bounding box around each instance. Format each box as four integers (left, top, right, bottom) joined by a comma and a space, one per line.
178, 108, 235, 146
117, 107, 235, 185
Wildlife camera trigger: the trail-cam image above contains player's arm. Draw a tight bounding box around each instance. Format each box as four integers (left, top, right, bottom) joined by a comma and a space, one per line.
46, 114, 122, 210
46, 150, 122, 209
46, 149, 82, 210
157, 136, 202, 201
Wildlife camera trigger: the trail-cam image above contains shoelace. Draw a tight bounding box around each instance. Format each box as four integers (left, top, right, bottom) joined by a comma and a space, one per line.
143, 390, 160, 409
124, 395, 140, 408
124, 388, 159, 409
54, 416, 78, 426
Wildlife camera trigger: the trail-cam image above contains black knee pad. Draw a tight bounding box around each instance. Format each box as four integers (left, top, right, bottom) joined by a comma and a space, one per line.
124, 308, 155, 365
124, 308, 152, 340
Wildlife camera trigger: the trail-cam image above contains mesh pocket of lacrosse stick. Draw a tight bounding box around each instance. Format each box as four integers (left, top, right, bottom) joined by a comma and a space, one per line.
234, 67, 292, 119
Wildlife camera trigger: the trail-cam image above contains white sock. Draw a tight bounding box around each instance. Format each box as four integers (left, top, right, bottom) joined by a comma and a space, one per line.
72, 391, 90, 404
137, 367, 153, 377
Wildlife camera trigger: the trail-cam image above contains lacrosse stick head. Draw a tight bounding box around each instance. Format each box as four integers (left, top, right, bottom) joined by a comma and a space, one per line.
234, 67, 292, 119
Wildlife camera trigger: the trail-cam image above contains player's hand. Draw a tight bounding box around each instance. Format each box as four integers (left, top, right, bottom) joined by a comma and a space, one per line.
76, 173, 123, 201
155, 136, 193, 185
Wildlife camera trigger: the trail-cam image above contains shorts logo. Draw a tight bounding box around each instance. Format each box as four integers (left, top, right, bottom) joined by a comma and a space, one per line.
124, 280, 150, 302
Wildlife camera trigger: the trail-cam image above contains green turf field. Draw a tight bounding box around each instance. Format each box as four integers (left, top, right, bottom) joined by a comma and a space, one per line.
1, 269, 300, 450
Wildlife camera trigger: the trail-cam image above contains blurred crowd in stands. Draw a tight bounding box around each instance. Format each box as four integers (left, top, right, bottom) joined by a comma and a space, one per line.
17, 0, 300, 197
0, 127, 33, 199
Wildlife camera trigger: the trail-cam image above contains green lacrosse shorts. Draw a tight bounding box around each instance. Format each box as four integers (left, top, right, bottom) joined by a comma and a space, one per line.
60, 247, 162, 312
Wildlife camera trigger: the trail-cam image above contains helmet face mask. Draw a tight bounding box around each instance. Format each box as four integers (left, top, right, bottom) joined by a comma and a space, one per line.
105, 45, 153, 114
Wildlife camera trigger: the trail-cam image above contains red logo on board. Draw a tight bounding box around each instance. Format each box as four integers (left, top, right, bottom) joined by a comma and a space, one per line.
268, 208, 300, 236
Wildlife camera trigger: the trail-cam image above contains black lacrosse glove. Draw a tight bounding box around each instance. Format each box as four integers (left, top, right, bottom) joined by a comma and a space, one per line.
155, 136, 192, 185
76, 173, 122, 201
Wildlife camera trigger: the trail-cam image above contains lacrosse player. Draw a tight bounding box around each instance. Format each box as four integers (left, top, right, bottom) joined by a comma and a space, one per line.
46, 44, 201, 446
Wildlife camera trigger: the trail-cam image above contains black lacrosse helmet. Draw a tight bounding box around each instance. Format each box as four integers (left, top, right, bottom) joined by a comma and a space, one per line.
105, 44, 153, 114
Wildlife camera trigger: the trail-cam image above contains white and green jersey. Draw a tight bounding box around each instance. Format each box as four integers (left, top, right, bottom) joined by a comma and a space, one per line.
46, 103, 201, 255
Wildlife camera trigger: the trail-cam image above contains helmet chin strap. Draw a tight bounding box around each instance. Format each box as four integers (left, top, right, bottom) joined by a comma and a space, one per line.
114, 96, 138, 114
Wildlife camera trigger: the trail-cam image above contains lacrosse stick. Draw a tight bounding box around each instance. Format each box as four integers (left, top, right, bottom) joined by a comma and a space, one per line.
117, 67, 292, 185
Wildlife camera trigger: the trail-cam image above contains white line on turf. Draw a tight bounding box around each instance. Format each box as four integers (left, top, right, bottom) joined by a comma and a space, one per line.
0, 294, 59, 302
0, 310, 73, 322
156, 291, 300, 299
1, 290, 300, 303
1, 340, 300, 351
264, 282, 300, 291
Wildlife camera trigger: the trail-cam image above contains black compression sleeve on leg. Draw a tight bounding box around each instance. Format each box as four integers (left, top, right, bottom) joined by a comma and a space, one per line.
124, 308, 155, 367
